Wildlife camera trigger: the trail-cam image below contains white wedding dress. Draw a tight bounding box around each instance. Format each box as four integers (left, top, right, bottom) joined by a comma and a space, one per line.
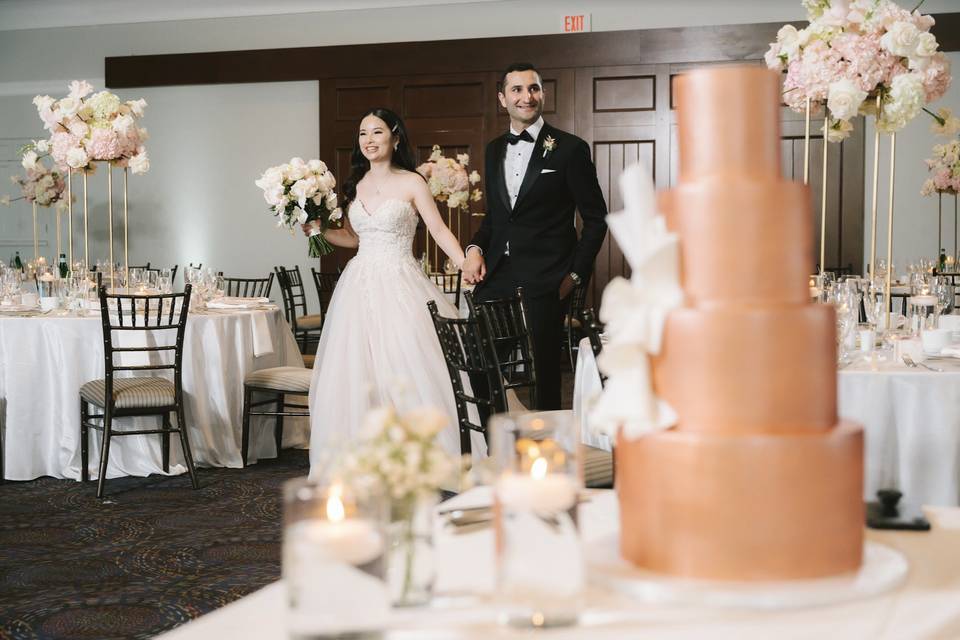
308, 198, 486, 472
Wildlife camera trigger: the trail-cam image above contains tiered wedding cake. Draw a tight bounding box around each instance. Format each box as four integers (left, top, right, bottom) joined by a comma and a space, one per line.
615, 66, 864, 580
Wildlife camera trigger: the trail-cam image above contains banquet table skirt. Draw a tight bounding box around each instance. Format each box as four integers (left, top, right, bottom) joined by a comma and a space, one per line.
574, 337, 611, 452
839, 361, 960, 507
0, 309, 309, 481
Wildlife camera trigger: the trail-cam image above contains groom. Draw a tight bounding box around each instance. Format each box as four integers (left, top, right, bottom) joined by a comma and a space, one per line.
463, 62, 608, 410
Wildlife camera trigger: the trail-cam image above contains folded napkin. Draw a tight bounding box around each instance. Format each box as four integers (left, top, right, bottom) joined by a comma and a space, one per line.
206, 296, 271, 310
939, 346, 960, 359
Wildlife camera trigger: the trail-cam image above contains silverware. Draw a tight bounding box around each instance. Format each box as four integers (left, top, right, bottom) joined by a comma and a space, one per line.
903, 354, 942, 372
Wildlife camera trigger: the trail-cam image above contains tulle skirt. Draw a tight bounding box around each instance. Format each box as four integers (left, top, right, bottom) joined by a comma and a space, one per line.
308, 253, 486, 475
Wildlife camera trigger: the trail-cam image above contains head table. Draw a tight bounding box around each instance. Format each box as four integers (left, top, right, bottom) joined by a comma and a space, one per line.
0, 306, 309, 481
156, 487, 960, 639
573, 337, 960, 507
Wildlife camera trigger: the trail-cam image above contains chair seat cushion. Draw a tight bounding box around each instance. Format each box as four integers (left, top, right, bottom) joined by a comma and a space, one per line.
296, 314, 324, 331
584, 445, 613, 489
245, 366, 313, 393
80, 377, 176, 409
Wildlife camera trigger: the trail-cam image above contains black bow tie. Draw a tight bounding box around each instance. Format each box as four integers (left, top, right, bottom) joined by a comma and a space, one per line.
506, 130, 535, 145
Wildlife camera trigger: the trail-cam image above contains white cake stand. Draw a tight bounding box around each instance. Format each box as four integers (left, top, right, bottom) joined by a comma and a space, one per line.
587, 534, 908, 610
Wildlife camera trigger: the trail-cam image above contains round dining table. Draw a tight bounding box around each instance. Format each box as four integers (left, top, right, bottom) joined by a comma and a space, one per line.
0, 305, 310, 481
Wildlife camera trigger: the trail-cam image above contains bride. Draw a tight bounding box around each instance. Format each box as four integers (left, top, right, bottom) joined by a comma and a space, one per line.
303, 107, 486, 470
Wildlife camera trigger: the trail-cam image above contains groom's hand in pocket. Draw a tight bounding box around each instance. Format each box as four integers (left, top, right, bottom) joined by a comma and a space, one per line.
558, 274, 575, 300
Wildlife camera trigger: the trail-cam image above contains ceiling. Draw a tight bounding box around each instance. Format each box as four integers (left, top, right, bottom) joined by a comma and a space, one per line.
0, 0, 503, 31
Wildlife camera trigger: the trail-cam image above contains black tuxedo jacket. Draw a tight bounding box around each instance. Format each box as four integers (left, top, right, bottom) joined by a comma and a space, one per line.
470, 122, 608, 297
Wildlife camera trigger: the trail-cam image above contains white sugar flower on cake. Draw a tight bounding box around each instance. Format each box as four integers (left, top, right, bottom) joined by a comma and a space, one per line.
589, 163, 682, 440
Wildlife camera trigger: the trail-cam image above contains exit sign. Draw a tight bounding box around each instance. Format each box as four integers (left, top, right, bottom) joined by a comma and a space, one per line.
562, 14, 591, 33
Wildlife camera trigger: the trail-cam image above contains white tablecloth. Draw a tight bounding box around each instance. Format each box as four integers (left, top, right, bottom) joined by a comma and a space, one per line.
573, 337, 610, 452
158, 488, 960, 639
839, 355, 960, 507
572, 339, 960, 506
0, 308, 309, 480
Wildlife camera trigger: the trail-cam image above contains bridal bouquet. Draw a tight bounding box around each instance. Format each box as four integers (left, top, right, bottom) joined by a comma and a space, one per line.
416, 145, 482, 211
921, 139, 960, 196
33, 80, 149, 173
765, 0, 951, 141
1, 144, 68, 208
255, 157, 343, 257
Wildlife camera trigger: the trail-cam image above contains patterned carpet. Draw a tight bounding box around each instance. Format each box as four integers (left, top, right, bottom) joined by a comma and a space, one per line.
0, 449, 311, 640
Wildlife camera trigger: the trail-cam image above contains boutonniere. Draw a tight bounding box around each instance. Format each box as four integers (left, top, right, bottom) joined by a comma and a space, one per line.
542, 135, 557, 158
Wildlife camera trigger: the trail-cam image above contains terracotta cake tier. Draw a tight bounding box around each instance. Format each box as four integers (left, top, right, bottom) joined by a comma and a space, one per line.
653, 304, 837, 434
616, 422, 864, 580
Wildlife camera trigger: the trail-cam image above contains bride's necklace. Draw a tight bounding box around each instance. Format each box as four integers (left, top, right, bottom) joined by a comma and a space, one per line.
368, 173, 388, 196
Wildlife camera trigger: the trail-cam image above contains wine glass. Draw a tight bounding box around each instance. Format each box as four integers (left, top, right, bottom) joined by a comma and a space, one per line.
1, 269, 22, 305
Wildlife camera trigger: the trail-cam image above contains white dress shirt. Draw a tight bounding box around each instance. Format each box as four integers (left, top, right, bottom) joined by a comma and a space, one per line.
504, 116, 544, 209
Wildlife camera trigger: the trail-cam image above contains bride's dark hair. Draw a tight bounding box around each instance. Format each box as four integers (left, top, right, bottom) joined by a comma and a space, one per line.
341, 107, 418, 210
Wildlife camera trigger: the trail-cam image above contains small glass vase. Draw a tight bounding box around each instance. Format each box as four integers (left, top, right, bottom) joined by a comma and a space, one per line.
387, 492, 438, 607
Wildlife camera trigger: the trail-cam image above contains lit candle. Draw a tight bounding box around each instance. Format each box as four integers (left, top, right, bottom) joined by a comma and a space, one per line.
284, 484, 389, 637
497, 439, 578, 514
286, 486, 383, 566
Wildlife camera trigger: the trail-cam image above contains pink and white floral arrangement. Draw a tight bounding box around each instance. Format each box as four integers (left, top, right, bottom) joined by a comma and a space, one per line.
766, 0, 951, 142
416, 145, 482, 210
921, 139, 959, 196
255, 157, 343, 257
33, 80, 149, 174
1, 142, 68, 208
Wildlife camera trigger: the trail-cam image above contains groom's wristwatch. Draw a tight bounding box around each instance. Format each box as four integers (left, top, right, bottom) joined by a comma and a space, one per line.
569, 272, 582, 286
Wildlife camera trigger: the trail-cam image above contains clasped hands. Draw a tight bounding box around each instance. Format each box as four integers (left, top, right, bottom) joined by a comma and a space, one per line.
461, 247, 486, 285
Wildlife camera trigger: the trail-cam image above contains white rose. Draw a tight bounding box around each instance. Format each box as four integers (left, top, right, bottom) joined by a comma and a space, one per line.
286, 157, 307, 181
57, 96, 81, 119
319, 171, 336, 192
68, 80, 94, 99
126, 98, 147, 117
827, 79, 867, 121
112, 114, 135, 135
129, 151, 150, 175
290, 176, 318, 208
34, 139, 50, 154
914, 32, 939, 58
880, 21, 920, 57
33, 95, 55, 111
324, 191, 338, 210
21, 151, 38, 170
328, 208, 343, 222
65, 147, 89, 169
776, 24, 802, 58
307, 159, 327, 174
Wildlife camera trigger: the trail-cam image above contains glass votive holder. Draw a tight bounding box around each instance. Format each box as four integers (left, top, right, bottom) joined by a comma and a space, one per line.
908, 294, 939, 335
490, 411, 583, 629
283, 477, 389, 639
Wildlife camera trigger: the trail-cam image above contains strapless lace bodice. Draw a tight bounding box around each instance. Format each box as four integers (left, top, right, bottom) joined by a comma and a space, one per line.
349, 198, 419, 262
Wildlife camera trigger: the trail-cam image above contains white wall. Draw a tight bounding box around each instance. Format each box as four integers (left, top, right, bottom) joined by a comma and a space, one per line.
1, 0, 958, 304
864, 51, 960, 275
